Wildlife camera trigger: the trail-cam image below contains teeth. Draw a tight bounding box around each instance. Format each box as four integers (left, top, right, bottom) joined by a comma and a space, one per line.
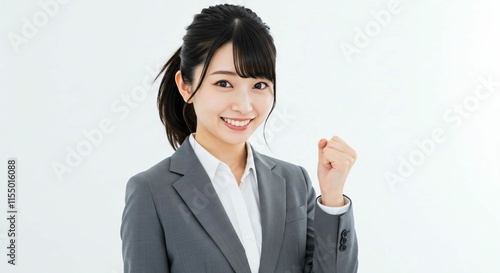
223, 118, 251, 127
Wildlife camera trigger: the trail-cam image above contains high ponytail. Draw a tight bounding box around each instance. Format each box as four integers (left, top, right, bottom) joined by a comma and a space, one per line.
155, 46, 196, 150
155, 4, 277, 151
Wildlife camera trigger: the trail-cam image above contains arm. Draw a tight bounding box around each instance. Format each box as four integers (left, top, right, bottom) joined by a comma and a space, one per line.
301, 166, 358, 273
120, 175, 169, 272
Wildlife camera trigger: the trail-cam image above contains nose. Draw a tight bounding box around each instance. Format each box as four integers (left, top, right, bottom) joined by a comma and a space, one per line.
231, 87, 253, 114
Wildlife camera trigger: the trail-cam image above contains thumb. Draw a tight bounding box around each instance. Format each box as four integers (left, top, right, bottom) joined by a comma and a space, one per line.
317, 138, 328, 160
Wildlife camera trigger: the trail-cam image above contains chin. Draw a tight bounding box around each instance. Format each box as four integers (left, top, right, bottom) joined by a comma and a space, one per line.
222, 136, 250, 145
218, 132, 253, 145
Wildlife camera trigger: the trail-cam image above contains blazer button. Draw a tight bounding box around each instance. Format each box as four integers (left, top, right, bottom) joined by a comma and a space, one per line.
341, 229, 349, 237
340, 237, 348, 244
339, 244, 347, 251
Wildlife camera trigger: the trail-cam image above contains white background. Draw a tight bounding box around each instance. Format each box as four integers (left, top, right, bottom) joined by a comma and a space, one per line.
1, 0, 500, 272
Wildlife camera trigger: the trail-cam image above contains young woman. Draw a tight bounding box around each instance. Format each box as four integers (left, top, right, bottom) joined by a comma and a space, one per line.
121, 4, 358, 273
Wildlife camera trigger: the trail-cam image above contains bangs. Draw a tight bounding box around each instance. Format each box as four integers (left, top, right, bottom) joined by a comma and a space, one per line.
189, 17, 277, 95
231, 19, 276, 82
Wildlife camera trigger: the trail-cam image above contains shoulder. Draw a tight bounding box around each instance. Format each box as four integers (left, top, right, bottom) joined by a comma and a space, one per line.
254, 151, 314, 203
125, 155, 178, 192
135, 155, 172, 178
257, 152, 300, 170
127, 135, 197, 184
254, 150, 311, 183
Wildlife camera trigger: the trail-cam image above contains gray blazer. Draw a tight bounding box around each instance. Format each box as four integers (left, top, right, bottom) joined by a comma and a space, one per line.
120, 137, 358, 273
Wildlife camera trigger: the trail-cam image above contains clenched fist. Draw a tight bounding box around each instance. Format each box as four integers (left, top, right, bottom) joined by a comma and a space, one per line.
317, 136, 357, 207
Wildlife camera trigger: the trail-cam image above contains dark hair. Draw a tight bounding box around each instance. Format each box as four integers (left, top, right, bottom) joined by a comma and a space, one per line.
155, 4, 277, 150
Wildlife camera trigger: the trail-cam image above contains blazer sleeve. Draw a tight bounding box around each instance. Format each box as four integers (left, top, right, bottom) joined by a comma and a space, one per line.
120, 175, 170, 273
299, 166, 359, 273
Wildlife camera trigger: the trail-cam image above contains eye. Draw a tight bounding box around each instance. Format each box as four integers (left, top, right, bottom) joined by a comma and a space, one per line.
254, 82, 269, 90
215, 80, 232, 88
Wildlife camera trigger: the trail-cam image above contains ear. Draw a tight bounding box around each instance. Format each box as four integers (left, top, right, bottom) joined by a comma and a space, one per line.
175, 70, 193, 104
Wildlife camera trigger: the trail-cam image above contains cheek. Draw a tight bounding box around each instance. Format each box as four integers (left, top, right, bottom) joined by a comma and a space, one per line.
193, 93, 224, 118
255, 94, 274, 114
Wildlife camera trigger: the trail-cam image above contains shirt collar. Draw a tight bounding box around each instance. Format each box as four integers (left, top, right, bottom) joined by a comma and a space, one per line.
188, 133, 257, 185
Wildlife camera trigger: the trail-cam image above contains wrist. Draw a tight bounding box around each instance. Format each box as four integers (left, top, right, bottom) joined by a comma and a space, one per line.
320, 193, 344, 207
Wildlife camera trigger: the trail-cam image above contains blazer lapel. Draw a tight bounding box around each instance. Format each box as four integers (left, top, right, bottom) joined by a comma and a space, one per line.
171, 138, 252, 273
251, 146, 287, 273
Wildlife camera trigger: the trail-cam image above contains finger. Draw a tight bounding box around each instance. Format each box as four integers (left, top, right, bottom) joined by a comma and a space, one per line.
326, 140, 350, 153
326, 142, 357, 160
329, 136, 353, 150
327, 137, 357, 159
323, 149, 355, 166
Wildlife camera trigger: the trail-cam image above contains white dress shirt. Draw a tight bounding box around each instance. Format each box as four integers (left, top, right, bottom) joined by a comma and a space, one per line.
188, 133, 350, 272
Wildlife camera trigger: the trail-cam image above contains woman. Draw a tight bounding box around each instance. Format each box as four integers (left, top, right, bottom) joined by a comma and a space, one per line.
120, 4, 358, 273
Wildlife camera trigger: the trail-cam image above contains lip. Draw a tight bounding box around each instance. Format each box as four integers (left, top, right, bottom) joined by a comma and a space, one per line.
221, 117, 253, 131
221, 117, 255, 121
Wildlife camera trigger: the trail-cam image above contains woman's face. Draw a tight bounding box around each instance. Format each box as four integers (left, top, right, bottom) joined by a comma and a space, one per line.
188, 42, 274, 146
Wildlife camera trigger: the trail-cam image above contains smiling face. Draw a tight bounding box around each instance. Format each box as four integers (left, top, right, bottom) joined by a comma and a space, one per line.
176, 42, 274, 149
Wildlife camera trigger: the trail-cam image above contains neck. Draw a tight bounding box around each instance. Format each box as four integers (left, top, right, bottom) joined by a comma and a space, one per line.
193, 131, 247, 171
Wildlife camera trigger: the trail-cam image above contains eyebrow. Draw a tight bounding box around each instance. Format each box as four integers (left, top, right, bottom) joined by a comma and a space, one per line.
209, 70, 239, 76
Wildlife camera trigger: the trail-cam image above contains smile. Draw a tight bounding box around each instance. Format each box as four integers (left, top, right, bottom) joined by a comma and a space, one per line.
221, 117, 253, 127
